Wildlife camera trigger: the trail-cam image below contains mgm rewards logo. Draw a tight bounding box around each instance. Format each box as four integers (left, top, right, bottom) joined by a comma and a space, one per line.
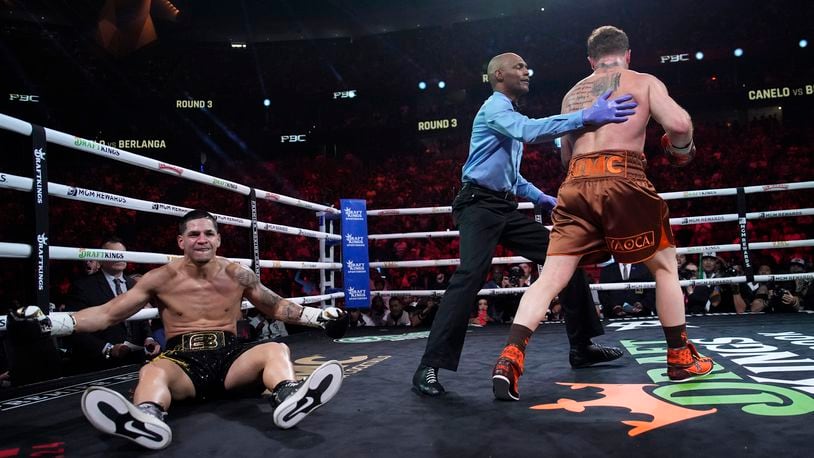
531, 333, 814, 436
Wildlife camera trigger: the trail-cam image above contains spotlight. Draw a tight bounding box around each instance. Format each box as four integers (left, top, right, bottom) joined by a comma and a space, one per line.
695, 51, 704, 60
800, 39, 808, 48
528, 69, 534, 77
263, 98, 270, 107
418, 81, 427, 90
438, 81, 446, 89
734, 48, 744, 57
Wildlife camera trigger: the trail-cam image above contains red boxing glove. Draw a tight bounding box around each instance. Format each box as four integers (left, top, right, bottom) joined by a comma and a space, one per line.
661, 133, 696, 167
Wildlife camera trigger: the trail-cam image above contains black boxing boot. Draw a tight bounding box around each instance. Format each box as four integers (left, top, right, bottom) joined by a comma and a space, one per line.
81, 386, 171, 450
569, 341, 624, 368
412, 364, 445, 396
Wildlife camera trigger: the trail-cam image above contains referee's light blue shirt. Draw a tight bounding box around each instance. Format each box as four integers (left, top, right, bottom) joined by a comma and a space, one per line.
462, 91, 584, 202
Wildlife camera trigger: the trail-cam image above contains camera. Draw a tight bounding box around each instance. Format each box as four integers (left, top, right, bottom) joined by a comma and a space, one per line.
721, 265, 739, 277
678, 268, 696, 280
767, 287, 793, 312
508, 266, 522, 286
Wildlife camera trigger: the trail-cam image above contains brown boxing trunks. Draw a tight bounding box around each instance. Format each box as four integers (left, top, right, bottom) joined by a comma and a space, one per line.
548, 150, 674, 265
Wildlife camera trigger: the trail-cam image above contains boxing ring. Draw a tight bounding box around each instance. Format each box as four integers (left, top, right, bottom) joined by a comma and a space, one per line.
1, 112, 814, 456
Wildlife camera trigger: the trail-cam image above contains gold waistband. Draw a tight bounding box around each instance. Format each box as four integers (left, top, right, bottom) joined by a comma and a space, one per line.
171, 331, 228, 351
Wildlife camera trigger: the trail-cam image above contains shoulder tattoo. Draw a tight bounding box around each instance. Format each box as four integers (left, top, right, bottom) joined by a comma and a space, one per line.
563, 74, 622, 113
234, 264, 259, 287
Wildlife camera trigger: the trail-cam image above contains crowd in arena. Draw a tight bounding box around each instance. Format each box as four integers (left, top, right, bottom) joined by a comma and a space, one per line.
1, 1, 812, 383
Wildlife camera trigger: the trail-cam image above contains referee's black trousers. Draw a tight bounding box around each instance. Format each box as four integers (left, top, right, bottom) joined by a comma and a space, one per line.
421, 186, 604, 371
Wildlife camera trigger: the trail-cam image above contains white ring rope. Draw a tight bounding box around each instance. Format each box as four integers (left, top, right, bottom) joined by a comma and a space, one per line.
367, 207, 814, 241
367, 239, 814, 269
365, 181, 814, 217
0, 242, 342, 270
369, 273, 814, 297
2, 112, 811, 312
0, 112, 339, 214
0, 171, 340, 241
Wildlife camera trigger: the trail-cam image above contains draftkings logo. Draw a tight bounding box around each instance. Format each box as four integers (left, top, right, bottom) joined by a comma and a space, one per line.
530, 329, 814, 436
345, 233, 365, 247
343, 207, 364, 221
346, 286, 368, 300
345, 260, 366, 273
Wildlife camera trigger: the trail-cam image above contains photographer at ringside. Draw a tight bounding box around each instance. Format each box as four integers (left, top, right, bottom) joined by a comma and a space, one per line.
761, 257, 812, 313
685, 252, 747, 314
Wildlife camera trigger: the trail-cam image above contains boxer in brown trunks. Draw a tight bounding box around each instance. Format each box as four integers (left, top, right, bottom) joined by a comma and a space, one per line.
491, 25, 713, 401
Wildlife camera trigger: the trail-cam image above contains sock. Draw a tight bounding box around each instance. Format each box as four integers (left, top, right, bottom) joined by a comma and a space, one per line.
506, 324, 533, 353
663, 324, 688, 349
137, 401, 167, 420
270, 379, 299, 406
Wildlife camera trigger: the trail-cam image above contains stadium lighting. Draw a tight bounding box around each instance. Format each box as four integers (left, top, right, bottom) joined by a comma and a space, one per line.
418, 81, 427, 90
263, 98, 270, 107
438, 81, 446, 89
230, 42, 247, 49
734, 48, 744, 57
528, 69, 534, 77
800, 39, 808, 48
695, 51, 704, 60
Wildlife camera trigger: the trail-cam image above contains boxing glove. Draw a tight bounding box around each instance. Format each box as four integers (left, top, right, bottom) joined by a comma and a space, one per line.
7, 306, 53, 339
661, 133, 696, 167
298, 306, 349, 339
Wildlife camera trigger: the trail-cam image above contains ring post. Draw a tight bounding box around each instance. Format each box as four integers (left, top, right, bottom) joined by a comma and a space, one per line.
339, 199, 371, 309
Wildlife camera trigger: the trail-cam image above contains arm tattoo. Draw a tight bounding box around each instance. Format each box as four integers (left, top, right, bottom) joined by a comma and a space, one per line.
258, 285, 283, 309
279, 300, 304, 321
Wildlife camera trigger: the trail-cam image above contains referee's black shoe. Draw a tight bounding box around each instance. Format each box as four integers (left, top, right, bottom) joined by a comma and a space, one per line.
569, 342, 624, 368
412, 365, 445, 396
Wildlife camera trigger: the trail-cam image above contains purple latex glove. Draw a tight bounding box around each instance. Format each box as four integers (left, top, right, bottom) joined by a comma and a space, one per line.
582, 89, 637, 125
536, 192, 557, 212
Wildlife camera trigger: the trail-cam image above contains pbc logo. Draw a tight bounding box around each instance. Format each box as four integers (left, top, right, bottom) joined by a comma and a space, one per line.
281, 135, 307, 143
9, 93, 39, 102
660, 54, 689, 63
333, 90, 357, 99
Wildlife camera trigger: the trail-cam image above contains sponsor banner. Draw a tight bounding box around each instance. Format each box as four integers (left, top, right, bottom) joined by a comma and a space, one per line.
31, 125, 49, 308
747, 84, 813, 100
293, 355, 389, 379
340, 199, 370, 308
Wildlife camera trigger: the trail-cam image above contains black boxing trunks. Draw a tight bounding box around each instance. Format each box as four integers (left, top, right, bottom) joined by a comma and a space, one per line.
156, 331, 264, 400
548, 150, 674, 265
